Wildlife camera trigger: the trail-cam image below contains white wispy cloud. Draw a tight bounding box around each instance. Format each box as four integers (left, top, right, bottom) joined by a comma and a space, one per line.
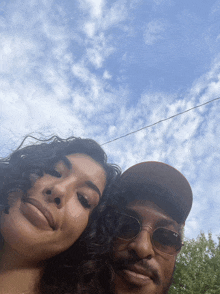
0, 0, 129, 145
144, 19, 167, 45
78, 0, 128, 70
80, 0, 105, 19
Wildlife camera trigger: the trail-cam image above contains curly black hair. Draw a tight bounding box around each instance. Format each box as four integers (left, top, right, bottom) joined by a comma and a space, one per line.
0, 135, 121, 294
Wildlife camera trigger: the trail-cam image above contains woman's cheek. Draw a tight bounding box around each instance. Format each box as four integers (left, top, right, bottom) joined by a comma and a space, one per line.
61, 209, 90, 242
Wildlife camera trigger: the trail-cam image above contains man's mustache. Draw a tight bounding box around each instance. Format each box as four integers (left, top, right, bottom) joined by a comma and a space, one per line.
112, 256, 140, 269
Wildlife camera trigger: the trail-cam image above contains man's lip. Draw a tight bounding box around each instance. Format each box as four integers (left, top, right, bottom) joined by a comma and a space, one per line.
23, 198, 56, 230
119, 265, 154, 287
122, 269, 151, 285
125, 264, 154, 281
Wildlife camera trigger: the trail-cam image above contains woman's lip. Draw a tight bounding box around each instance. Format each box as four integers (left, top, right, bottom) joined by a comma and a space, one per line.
22, 198, 56, 230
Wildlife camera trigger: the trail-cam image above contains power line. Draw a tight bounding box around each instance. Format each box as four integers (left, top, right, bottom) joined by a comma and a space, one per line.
101, 96, 220, 146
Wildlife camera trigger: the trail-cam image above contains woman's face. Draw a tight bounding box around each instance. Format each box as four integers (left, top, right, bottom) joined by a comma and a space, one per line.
0, 153, 106, 262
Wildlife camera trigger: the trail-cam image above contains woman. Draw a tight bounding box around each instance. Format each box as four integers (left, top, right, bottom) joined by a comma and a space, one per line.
0, 135, 120, 294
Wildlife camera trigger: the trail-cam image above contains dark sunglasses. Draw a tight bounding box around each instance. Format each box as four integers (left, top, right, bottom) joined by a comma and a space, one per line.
115, 212, 183, 256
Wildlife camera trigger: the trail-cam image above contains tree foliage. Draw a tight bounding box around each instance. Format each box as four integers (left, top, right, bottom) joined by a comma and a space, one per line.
169, 232, 220, 294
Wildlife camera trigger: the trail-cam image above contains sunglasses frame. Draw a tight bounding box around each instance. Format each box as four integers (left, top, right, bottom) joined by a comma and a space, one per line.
116, 211, 183, 256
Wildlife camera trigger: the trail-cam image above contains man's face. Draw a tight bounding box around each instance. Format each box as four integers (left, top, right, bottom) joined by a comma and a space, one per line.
112, 200, 181, 294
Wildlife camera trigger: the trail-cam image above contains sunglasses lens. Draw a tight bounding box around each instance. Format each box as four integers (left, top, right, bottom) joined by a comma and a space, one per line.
152, 228, 182, 255
117, 214, 140, 240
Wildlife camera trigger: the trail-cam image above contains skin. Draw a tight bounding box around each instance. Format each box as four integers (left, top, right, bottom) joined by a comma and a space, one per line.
0, 153, 106, 294
113, 200, 181, 294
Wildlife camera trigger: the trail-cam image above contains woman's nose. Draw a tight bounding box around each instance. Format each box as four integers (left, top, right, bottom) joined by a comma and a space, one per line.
43, 180, 73, 208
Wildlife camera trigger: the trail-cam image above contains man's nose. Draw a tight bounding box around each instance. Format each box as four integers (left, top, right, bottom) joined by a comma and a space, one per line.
43, 179, 74, 208
127, 226, 155, 260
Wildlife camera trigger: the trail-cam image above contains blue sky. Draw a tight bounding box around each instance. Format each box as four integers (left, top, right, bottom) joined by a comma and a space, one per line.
0, 0, 220, 241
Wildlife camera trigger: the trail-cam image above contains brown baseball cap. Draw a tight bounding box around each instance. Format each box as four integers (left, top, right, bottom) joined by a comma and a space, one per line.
120, 161, 193, 224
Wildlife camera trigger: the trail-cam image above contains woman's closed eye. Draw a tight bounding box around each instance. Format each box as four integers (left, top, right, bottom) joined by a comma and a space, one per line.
77, 193, 91, 209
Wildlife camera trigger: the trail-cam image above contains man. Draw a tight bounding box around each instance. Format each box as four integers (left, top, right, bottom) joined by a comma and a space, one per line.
111, 161, 193, 294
